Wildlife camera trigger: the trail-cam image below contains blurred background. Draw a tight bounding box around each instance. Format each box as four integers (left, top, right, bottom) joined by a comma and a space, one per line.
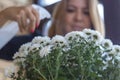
0, 0, 119, 44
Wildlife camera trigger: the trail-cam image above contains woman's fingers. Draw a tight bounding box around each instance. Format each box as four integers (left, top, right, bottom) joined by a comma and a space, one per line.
20, 10, 28, 30
31, 7, 40, 27
26, 8, 36, 32
16, 10, 29, 32
16, 14, 23, 32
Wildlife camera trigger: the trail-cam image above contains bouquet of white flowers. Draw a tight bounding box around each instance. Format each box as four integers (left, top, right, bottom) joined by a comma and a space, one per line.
5, 29, 120, 80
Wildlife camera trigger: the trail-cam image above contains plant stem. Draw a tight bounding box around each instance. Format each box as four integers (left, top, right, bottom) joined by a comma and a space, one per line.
47, 55, 54, 80
33, 67, 47, 80
67, 67, 76, 79
55, 52, 62, 80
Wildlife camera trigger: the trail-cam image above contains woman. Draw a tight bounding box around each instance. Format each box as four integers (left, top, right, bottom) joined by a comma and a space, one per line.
48, 0, 105, 37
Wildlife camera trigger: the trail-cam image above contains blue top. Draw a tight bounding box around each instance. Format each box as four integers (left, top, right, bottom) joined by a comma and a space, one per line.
0, 30, 42, 60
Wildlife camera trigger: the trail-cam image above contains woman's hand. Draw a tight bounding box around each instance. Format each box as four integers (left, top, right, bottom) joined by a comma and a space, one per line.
2, 5, 40, 33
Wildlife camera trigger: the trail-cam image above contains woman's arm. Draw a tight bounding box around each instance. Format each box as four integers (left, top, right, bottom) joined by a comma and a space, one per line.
0, 10, 8, 27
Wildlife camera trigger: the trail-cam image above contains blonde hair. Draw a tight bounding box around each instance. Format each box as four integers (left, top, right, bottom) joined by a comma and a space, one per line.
48, 0, 66, 37
89, 0, 105, 37
48, 0, 105, 37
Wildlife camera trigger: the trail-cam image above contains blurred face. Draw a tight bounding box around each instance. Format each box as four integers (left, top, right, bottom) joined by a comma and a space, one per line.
64, 0, 91, 34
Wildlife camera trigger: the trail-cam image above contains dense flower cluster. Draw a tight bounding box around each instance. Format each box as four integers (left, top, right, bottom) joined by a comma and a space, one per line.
5, 29, 120, 80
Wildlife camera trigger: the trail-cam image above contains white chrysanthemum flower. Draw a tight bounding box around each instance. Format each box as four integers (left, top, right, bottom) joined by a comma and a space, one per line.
13, 58, 26, 66
91, 31, 103, 43
13, 52, 19, 59
65, 32, 76, 41
106, 56, 112, 61
116, 56, 120, 61
20, 51, 28, 57
13, 51, 28, 59
101, 39, 113, 50
32, 36, 51, 46
112, 45, 120, 61
4, 66, 16, 78
13, 53, 26, 64
13, 52, 27, 64
19, 42, 31, 53
102, 53, 111, 70
14, 42, 31, 60
103, 63, 108, 70
113, 45, 120, 54
51, 35, 68, 48
39, 45, 52, 57
65, 31, 86, 43
13, 58, 26, 64
82, 29, 94, 36
83, 29, 103, 43
29, 43, 40, 52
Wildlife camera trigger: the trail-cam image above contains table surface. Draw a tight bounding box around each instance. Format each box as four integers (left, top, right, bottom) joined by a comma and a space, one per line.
0, 59, 14, 80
